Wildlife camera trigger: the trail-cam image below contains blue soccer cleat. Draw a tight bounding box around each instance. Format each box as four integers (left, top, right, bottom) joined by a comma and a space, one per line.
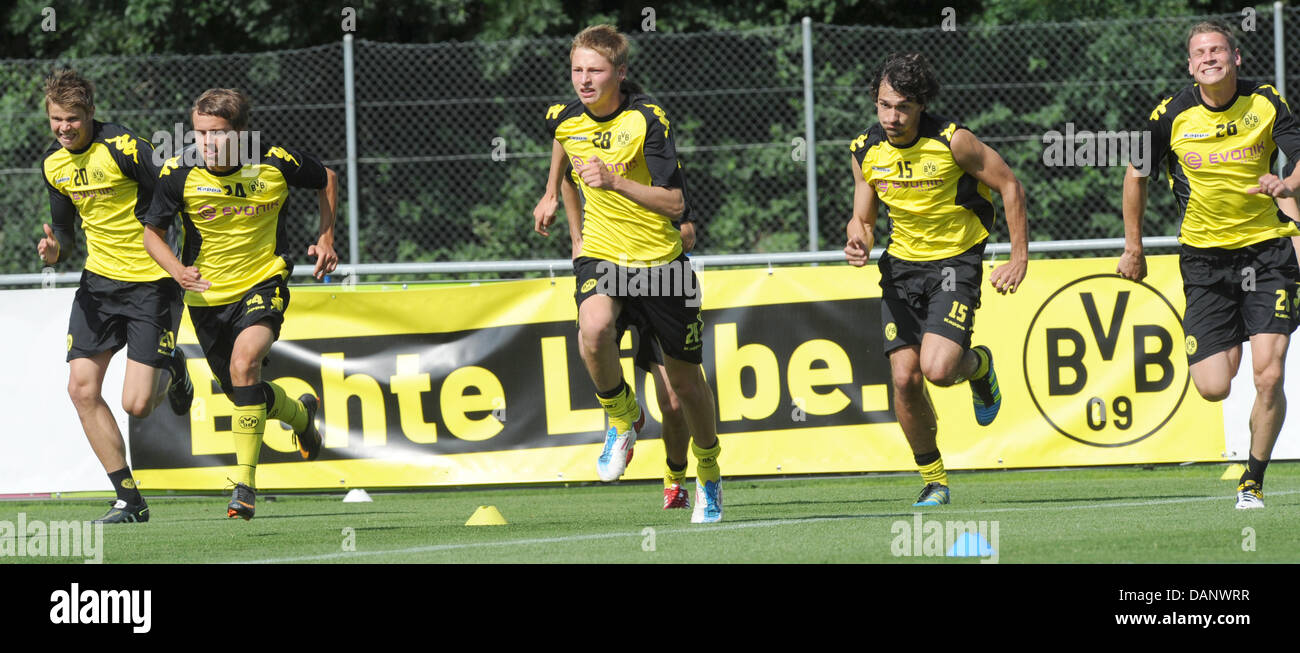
691, 478, 723, 523
913, 482, 950, 506
596, 409, 644, 482
969, 345, 1001, 426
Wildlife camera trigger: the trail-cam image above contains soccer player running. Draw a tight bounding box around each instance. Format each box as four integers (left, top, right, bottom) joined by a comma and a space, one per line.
142, 88, 338, 519
844, 53, 1028, 506
558, 168, 699, 510
1118, 21, 1300, 510
532, 25, 722, 522
37, 70, 194, 524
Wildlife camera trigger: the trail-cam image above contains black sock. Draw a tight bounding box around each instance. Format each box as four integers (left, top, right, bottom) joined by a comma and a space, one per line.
169, 349, 191, 389
107, 467, 143, 505
666, 458, 687, 473
914, 450, 941, 467
1239, 455, 1269, 487
595, 379, 627, 400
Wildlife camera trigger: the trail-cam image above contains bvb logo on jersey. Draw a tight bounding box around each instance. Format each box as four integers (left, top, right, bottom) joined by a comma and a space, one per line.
921, 160, 939, 177
248, 178, 267, 194
1022, 274, 1189, 447
1242, 112, 1260, 130
67, 334, 73, 351
238, 415, 260, 429
884, 322, 898, 341
581, 279, 597, 293
91, 168, 106, 183
1185, 335, 1198, 356
615, 130, 632, 147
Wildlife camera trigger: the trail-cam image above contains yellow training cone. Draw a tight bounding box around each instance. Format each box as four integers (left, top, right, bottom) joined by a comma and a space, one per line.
465, 505, 508, 526
1220, 464, 1246, 481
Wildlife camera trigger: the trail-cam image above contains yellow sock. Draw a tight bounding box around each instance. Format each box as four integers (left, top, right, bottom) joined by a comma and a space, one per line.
265, 382, 308, 433
665, 462, 687, 489
692, 440, 721, 484
231, 402, 266, 488
919, 457, 948, 487
596, 382, 640, 433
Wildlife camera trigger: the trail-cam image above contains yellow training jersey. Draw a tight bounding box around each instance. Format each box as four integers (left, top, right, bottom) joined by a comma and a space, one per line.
850, 114, 995, 261
546, 90, 686, 265
143, 145, 327, 306
41, 121, 168, 282
1147, 79, 1300, 248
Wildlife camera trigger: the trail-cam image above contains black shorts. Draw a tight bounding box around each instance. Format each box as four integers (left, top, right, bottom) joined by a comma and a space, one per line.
878, 244, 984, 355
66, 270, 183, 367
1180, 237, 1300, 364
573, 255, 704, 366
187, 276, 291, 393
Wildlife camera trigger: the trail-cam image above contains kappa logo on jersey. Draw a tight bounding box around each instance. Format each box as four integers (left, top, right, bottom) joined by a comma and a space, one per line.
939, 122, 958, 142
1149, 96, 1173, 121
247, 294, 264, 313
850, 133, 871, 152
159, 157, 180, 177
66, 334, 73, 351
266, 146, 299, 166
271, 288, 284, 312
105, 133, 140, 163
1023, 275, 1189, 447
546, 104, 566, 121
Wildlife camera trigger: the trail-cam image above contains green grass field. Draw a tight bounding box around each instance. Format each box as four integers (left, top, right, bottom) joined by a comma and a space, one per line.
2, 463, 1296, 564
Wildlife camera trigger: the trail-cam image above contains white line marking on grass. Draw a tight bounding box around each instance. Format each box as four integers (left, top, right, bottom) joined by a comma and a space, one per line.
244, 489, 1300, 564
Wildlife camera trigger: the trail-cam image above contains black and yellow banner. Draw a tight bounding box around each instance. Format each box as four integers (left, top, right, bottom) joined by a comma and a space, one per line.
132, 256, 1224, 490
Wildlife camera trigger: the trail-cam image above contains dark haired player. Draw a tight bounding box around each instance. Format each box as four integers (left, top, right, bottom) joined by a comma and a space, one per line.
142, 88, 338, 519
844, 52, 1028, 506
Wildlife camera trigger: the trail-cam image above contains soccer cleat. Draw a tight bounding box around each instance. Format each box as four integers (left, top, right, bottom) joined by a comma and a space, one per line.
293, 394, 323, 461
596, 409, 644, 482
1235, 481, 1264, 509
93, 499, 149, 524
913, 482, 950, 506
663, 483, 690, 510
227, 482, 256, 520
166, 348, 194, 416
691, 478, 723, 523
969, 345, 1001, 426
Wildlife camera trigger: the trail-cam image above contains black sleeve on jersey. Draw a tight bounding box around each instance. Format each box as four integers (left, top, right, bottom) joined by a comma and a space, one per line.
101, 124, 161, 222
42, 173, 77, 264
1142, 99, 1174, 181
142, 164, 186, 232
1261, 88, 1300, 163
849, 126, 884, 171
641, 108, 684, 188
268, 146, 328, 189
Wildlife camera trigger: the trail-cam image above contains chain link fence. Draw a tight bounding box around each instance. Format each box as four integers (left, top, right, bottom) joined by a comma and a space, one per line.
2, 9, 1297, 279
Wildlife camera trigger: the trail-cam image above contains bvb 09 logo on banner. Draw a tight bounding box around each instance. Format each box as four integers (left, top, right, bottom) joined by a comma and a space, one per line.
1022, 274, 1190, 447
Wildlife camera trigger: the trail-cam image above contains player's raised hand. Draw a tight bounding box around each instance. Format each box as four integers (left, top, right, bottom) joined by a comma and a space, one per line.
37, 223, 60, 265
1247, 174, 1295, 198
533, 194, 558, 236
578, 156, 617, 190
177, 266, 211, 292
844, 235, 871, 267
1116, 249, 1147, 281
989, 258, 1027, 294
308, 237, 338, 280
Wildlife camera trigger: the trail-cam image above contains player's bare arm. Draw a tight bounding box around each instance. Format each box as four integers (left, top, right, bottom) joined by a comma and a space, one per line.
309, 166, 339, 280
1248, 165, 1300, 198
1118, 163, 1149, 281
143, 225, 210, 292
844, 154, 878, 267
578, 154, 684, 220
559, 170, 583, 258
951, 129, 1027, 293
533, 139, 568, 236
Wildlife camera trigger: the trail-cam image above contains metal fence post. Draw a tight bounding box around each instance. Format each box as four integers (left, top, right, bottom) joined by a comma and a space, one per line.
344, 34, 361, 266
801, 17, 819, 252
1275, 2, 1287, 175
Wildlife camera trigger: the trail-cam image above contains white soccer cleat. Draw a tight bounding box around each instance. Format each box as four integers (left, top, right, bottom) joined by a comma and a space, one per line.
595, 411, 643, 482
691, 478, 723, 523
1235, 481, 1264, 510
